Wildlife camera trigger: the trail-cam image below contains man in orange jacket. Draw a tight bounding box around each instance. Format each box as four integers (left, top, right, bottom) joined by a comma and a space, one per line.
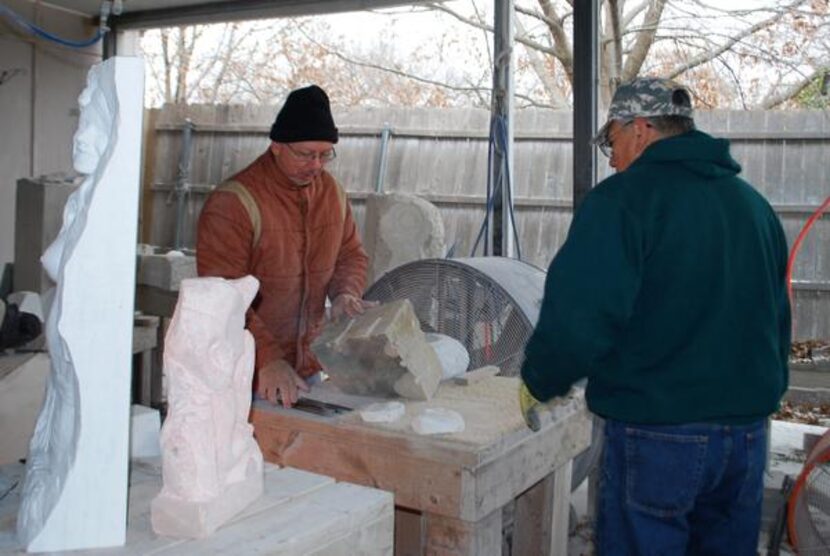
197, 85, 371, 408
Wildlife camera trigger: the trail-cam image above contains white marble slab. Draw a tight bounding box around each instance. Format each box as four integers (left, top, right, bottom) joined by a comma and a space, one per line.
16, 56, 144, 552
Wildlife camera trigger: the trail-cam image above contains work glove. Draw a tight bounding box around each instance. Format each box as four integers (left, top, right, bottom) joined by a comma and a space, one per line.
519, 381, 544, 431
520, 381, 578, 431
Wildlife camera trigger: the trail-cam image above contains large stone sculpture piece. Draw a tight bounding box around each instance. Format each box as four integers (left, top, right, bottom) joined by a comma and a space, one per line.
151, 276, 264, 539
312, 299, 443, 400
363, 193, 446, 284
17, 57, 144, 551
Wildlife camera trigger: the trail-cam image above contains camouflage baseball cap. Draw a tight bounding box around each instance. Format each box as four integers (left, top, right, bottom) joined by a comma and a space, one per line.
593, 77, 693, 144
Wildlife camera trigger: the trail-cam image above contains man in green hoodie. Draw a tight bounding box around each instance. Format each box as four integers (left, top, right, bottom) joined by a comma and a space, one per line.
520, 78, 790, 554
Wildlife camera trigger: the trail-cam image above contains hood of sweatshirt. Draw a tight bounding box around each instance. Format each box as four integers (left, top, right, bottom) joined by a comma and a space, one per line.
632, 129, 742, 179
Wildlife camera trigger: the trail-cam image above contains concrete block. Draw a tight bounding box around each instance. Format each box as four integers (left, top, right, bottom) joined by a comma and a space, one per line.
13, 175, 81, 293
364, 193, 445, 286
130, 405, 161, 459
137, 252, 196, 291
312, 299, 443, 400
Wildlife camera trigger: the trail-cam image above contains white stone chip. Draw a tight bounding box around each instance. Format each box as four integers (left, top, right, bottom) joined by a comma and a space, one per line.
411, 407, 465, 435
359, 401, 406, 423
425, 333, 469, 380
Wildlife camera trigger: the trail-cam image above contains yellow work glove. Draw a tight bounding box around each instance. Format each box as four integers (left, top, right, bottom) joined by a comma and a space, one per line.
519, 381, 543, 431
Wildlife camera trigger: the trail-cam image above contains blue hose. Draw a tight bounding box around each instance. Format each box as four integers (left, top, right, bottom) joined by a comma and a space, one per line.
470, 114, 522, 260
0, 3, 105, 48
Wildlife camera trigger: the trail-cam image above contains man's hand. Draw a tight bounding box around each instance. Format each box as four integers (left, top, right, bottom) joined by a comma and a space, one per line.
519, 382, 573, 431
330, 293, 378, 321
256, 359, 309, 408
519, 381, 544, 431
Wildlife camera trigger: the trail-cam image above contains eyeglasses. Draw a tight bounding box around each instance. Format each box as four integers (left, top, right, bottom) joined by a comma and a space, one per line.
284, 143, 337, 165
597, 120, 633, 158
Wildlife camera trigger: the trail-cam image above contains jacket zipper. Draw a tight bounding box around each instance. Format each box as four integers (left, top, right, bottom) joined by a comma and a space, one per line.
296, 190, 309, 372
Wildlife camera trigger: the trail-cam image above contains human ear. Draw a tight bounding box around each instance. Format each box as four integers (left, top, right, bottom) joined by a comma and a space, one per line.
633, 118, 658, 149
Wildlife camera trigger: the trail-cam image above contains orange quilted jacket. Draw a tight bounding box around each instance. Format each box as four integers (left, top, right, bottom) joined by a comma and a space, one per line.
196, 150, 368, 378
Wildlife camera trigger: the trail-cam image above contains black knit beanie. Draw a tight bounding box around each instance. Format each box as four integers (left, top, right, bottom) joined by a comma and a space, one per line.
269, 85, 339, 144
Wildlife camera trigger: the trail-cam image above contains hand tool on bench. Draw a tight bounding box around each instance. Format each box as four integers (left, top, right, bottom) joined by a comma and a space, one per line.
292, 397, 352, 417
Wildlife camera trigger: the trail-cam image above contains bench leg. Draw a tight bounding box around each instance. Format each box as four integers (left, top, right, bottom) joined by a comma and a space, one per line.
514, 460, 573, 556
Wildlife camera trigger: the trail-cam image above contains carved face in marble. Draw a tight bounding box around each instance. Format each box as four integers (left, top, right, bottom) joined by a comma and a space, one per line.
42, 65, 118, 282
72, 65, 116, 175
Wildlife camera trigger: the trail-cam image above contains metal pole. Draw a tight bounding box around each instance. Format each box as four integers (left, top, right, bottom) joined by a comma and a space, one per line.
375, 122, 392, 193
102, 23, 117, 58
573, 0, 599, 211
173, 119, 194, 250
490, 0, 515, 258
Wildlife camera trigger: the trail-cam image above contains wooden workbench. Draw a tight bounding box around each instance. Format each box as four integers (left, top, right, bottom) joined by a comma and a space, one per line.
251, 376, 591, 556
0, 458, 393, 555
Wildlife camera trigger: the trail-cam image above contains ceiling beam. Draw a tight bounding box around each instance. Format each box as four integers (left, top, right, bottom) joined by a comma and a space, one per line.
111, 0, 435, 30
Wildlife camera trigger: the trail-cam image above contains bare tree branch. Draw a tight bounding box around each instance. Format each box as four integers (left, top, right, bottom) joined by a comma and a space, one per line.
515, 16, 569, 108
515, 4, 558, 28
606, 0, 623, 88
296, 23, 483, 94
622, 0, 667, 81
622, 1, 651, 29
425, 2, 558, 57
535, 0, 574, 83
761, 66, 830, 108
667, 0, 809, 79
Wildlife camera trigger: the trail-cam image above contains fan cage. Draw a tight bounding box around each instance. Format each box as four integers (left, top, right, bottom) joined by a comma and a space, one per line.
365, 256, 601, 492
364, 257, 546, 377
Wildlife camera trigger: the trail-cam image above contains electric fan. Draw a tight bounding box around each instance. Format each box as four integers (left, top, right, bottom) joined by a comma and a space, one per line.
365, 256, 600, 491
788, 428, 830, 552
365, 257, 545, 378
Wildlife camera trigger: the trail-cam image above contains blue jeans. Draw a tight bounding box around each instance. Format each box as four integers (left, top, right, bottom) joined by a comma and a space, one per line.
596, 418, 767, 556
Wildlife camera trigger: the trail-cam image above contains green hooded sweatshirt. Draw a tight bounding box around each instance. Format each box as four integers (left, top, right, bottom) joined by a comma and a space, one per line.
521, 130, 790, 424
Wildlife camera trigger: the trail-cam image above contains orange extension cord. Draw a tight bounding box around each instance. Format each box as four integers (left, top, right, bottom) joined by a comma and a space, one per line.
785, 195, 830, 325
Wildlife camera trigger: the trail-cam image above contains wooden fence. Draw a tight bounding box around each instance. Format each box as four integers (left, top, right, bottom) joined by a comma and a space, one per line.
141, 104, 829, 340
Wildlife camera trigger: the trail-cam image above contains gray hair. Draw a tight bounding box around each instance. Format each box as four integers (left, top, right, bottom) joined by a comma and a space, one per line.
646, 115, 696, 137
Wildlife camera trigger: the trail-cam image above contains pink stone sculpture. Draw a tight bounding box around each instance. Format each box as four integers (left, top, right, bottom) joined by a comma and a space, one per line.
151, 275, 264, 539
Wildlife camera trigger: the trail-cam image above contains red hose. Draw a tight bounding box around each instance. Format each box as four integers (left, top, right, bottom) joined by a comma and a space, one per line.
785, 196, 830, 325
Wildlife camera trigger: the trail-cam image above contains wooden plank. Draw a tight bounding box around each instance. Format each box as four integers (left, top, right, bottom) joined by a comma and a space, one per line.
154, 121, 830, 142
468, 399, 589, 521
513, 474, 553, 555
140, 108, 159, 244
312, 510, 394, 556
252, 408, 468, 518
0, 461, 392, 556
395, 508, 423, 556
157, 482, 392, 556
253, 377, 591, 523
423, 508, 502, 556
512, 460, 573, 556
149, 182, 827, 215
549, 461, 573, 556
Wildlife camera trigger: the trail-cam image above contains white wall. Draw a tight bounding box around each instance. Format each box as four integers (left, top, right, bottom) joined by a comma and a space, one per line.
0, 1, 100, 280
